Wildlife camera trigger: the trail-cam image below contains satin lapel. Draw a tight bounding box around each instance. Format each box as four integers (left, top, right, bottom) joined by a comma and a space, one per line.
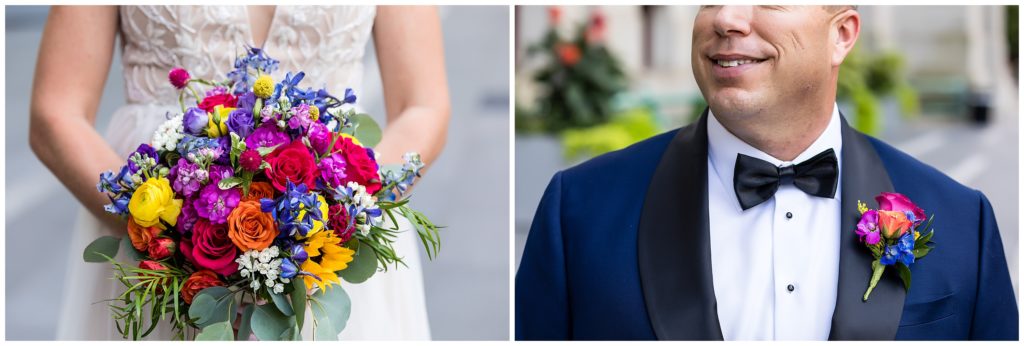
638, 110, 723, 340
828, 115, 905, 340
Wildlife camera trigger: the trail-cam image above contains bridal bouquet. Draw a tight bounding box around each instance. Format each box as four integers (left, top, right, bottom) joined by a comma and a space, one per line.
86, 47, 440, 340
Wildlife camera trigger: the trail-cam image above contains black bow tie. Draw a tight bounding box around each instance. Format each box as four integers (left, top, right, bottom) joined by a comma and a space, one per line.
733, 148, 839, 210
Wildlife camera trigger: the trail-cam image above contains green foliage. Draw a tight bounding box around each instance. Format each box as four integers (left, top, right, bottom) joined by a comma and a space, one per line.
1008, 6, 1019, 59
339, 242, 378, 284
517, 16, 627, 134
251, 303, 294, 341
561, 107, 660, 161
838, 44, 919, 136
188, 286, 235, 329
350, 113, 382, 147
105, 260, 190, 340
84, 236, 121, 262
307, 286, 352, 341
195, 321, 234, 341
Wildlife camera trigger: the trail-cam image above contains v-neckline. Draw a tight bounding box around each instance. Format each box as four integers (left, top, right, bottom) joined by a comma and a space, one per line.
243, 5, 278, 49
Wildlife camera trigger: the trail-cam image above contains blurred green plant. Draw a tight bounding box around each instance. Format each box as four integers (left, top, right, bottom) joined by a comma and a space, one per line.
562, 107, 660, 161
837, 44, 920, 136
516, 7, 627, 134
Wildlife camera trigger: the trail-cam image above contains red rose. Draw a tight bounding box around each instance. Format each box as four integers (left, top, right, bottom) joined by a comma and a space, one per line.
181, 270, 224, 304
147, 237, 176, 260
187, 219, 239, 276
198, 93, 238, 114
264, 141, 318, 192
328, 204, 354, 243
332, 137, 382, 194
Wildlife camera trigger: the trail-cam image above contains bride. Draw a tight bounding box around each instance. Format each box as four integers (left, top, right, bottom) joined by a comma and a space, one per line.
30, 5, 450, 340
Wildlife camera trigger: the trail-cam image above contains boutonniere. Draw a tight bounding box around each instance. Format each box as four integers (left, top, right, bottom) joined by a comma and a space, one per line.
856, 192, 936, 301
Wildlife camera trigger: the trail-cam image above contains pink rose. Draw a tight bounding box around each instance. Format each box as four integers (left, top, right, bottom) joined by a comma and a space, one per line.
264, 141, 318, 192
875, 192, 925, 225
187, 219, 238, 276
332, 137, 381, 194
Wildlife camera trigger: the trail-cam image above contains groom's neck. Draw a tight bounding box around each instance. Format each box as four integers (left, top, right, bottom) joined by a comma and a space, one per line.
714, 100, 835, 162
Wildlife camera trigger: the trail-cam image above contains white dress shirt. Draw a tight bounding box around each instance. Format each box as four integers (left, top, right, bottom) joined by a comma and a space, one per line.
706, 105, 843, 340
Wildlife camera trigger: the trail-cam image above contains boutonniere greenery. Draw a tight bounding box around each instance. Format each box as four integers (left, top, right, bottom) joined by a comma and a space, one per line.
855, 192, 936, 301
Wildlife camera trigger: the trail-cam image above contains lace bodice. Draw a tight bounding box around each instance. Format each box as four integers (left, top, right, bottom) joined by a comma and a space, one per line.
118, 6, 376, 105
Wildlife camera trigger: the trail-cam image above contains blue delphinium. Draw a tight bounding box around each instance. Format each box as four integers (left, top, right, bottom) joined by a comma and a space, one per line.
228, 47, 280, 93
261, 181, 324, 238
881, 232, 916, 266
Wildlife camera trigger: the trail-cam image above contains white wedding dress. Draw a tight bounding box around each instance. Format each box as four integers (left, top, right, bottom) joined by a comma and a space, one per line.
56, 5, 431, 340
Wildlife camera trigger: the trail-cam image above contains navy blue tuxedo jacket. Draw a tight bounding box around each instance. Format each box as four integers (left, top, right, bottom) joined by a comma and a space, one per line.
516, 113, 1018, 340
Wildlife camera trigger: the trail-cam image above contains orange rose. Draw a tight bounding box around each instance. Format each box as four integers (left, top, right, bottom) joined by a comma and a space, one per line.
243, 181, 276, 203
127, 217, 162, 252
181, 270, 224, 304
878, 210, 912, 239
227, 200, 278, 251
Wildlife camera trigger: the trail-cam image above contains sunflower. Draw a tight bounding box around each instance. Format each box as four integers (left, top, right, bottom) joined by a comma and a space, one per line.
301, 230, 355, 289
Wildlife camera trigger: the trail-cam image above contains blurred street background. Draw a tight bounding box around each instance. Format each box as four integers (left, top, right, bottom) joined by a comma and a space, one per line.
6, 5, 510, 340
514, 5, 1019, 304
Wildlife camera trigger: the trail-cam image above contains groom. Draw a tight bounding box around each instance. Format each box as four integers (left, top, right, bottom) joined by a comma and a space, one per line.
516, 5, 1018, 340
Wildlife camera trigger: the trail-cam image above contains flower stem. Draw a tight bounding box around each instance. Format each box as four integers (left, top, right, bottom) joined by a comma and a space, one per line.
863, 259, 885, 301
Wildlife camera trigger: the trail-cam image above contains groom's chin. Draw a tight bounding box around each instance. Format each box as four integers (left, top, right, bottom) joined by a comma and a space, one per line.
706, 91, 765, 118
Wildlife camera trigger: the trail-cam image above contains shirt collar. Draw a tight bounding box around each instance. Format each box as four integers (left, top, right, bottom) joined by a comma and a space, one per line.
707, 103, 843, 207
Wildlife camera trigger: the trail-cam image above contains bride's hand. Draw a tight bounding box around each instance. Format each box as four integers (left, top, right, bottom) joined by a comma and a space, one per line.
30, 6, 126, 232
372, 6, 451, 180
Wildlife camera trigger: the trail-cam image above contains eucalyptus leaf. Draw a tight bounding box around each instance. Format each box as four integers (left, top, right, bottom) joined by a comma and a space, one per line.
251, 303, 293, 341
188, 286, 234, 328
280, 326, 300, 341
236, 304, 255, 341
195, 321, 233, 341
119, 235, 144, 261
269, 291, 294, 316
350, 113, 382, 147
84, 236, 121, 262
291, 280, 307, 330
339, 244, 377, 284
308, 286, 351, 338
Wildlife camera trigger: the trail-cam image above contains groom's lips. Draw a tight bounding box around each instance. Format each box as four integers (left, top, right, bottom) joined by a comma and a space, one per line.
708, 53, 767, 79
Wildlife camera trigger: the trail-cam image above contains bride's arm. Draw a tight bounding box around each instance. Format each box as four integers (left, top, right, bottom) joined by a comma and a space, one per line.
30, 6, 125, 231
372, 6, 451, 171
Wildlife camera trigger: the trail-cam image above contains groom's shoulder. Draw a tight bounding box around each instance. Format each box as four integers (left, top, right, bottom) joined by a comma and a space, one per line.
866, 135, 981, 201
560, 128, 678, 184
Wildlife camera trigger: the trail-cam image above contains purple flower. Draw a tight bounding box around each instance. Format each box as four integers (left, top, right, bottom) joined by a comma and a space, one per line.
193, 184, 241, 224
227, 108, 255, 138
280, 258, 298, 279
287, 104, 313, 132
236, 91, 257, 112
183, 107, 208, 135
170, 159, 207, 197
177, 197, 199, 233
318, 153, 348, 189
127, 144, 159, 173
207, 164, 234, 185
307, 121, 331, 155
205, 86, 229, 98
245, 123, 290, 150
856, 210, 880, 245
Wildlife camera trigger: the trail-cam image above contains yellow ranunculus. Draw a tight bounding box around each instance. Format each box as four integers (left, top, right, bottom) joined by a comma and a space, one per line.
128, 177, 182, 228
206, 105, 233, 137
301, 231, 355, 289
296, 194, 330, 239
340, 133, 362, 146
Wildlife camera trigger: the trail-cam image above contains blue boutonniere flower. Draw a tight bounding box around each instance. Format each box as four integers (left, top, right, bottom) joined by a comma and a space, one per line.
856, 192, 936, 301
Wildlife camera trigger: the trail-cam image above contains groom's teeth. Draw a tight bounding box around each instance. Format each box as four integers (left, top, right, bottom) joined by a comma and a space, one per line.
716, 59, 757, 67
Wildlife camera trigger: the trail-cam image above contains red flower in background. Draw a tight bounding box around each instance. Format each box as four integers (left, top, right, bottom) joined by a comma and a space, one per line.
548, 6, 561, 26
586, 10, 607, 43
198, 93, 238, 114
556, 43, 582, 66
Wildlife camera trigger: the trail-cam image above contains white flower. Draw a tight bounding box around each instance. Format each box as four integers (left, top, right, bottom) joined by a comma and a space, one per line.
281, 278, 291, 284
265, 278, 276, 287
251, 280, 261, 290
240, 269, 251, 278
151, 114, 184, 152
273, 284, 285, 294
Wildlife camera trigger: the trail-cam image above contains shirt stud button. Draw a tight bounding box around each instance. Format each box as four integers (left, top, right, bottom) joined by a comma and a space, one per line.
785, 212, 793, 219
787, 284, 795, 292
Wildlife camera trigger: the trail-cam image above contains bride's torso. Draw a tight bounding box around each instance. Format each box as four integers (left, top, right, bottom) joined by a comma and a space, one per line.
117, 5, 375, 106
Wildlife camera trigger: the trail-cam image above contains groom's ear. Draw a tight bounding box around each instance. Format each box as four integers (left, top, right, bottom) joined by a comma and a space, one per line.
829, 8, 860, 68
